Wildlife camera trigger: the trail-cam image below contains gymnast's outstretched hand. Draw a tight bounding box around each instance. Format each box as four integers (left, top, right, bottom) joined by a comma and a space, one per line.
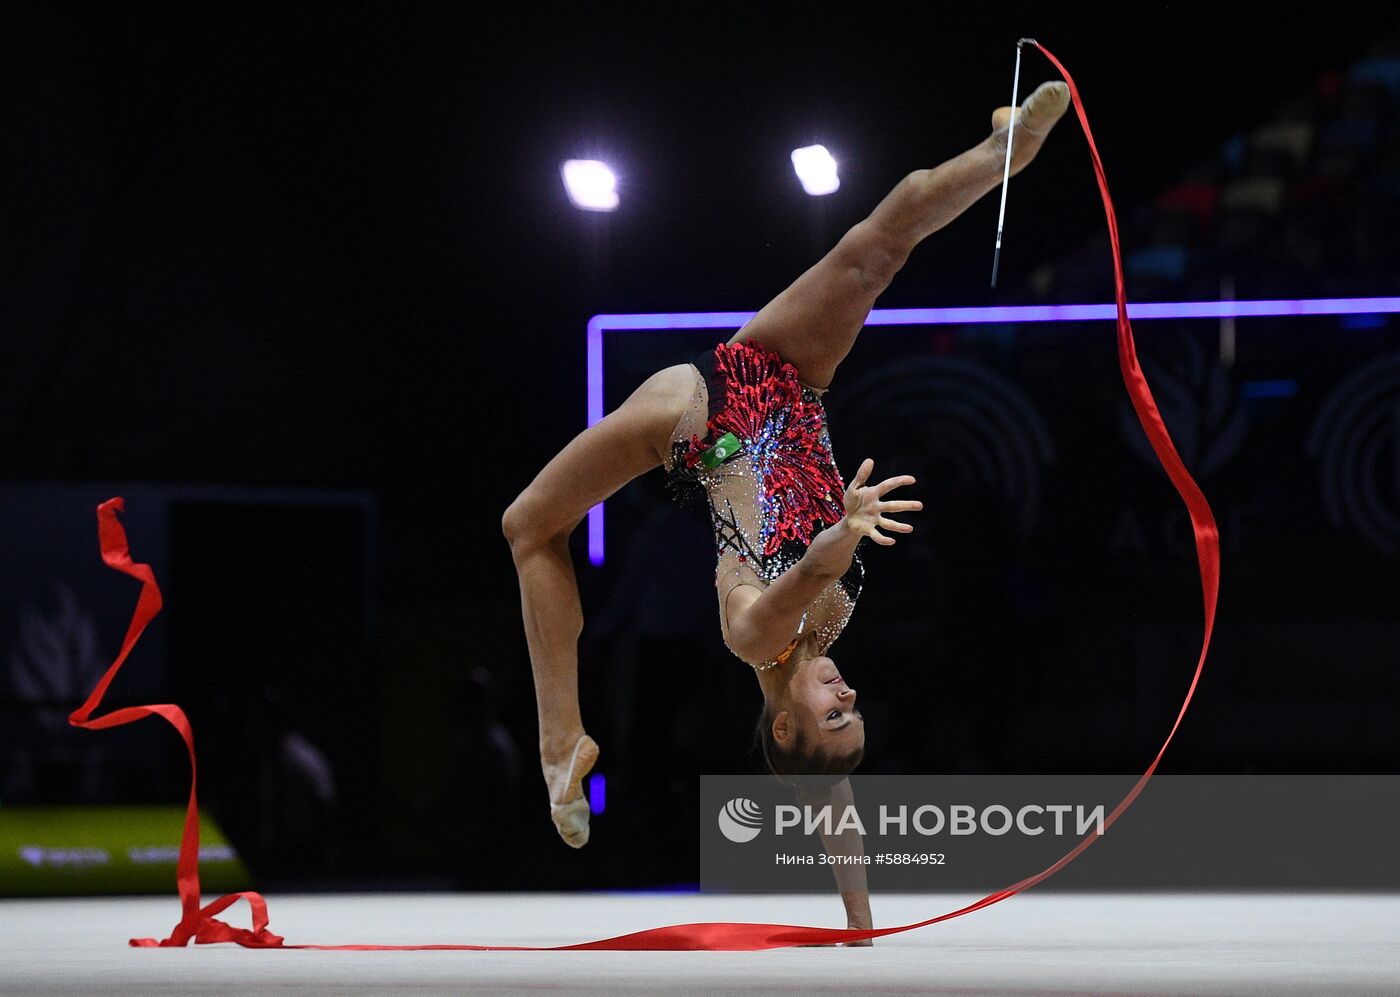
842, 458, 922, 546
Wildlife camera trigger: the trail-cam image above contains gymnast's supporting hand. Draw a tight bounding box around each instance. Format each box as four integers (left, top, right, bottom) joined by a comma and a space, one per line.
822, 777, 874, 946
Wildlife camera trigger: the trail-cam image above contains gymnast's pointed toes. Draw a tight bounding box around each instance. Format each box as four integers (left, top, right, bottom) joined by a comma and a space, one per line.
545, 733, 599, 848
994, 82, 1070, 137
550, 796, 591, 848
1021, 81, 1071, 132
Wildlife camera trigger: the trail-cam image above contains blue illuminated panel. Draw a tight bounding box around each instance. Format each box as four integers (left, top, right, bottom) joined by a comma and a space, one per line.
586, 297, 1400, 564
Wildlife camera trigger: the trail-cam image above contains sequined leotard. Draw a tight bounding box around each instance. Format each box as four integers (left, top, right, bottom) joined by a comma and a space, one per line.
663, 341, 864, 668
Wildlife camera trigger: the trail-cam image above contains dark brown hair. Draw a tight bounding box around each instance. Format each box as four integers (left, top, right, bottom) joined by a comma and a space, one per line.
754, 700, 864, 804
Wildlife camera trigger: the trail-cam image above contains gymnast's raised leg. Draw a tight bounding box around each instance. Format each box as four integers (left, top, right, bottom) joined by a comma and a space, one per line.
503, 80, 1072, 852
728, 80, 1070, 388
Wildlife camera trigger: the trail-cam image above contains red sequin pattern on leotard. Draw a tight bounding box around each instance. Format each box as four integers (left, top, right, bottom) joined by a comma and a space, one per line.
679, 341, 847, 556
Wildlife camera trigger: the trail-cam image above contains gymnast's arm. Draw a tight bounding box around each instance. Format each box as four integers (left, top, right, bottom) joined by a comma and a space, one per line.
820, 776, 874, 945
726, 459, 919, 663
502, 365, 692, 759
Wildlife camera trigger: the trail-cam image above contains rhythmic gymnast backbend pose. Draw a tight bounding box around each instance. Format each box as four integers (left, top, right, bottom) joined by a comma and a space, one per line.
504, 80, 1070, 892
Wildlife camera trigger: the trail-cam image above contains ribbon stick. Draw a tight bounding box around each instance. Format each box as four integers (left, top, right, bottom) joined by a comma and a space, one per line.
77, 40, 1218, 951
990, 37, 1033, 288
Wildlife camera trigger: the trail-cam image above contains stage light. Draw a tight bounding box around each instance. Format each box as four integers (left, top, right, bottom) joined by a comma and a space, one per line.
561, 159, 620, 211
790, 145, 839, 195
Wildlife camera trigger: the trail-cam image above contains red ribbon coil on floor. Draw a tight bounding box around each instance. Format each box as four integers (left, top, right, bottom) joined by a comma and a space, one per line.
74, 40, 1219, 951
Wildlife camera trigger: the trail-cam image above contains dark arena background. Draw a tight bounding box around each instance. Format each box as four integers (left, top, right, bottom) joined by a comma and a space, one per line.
2, 4, 1398, 994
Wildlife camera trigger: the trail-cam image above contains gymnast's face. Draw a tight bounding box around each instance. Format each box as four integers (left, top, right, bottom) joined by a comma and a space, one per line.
786, 654, 864, 753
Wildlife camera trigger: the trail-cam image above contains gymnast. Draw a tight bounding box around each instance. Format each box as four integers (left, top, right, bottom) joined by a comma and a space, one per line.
503, 80, 1070, 917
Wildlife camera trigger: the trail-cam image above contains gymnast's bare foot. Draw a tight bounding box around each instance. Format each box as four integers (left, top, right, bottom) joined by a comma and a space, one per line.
541, 730, 600, 848
989, 80, 1071, 177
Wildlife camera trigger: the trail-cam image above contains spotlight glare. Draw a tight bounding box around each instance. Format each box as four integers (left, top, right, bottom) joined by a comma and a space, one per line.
791, 144, 839, 196
561, 159, 620, 211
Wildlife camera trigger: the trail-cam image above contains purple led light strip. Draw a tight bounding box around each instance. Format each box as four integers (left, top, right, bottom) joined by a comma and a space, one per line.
586, 296, 1400, 564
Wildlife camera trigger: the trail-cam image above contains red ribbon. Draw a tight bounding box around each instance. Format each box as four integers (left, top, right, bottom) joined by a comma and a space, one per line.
70, 498, 285, 948
75, 41, 1218, 951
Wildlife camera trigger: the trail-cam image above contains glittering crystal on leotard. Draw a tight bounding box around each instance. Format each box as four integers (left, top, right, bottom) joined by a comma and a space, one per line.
712, 498, 764, 565
662, 341, 864, 668
697, 342, 847, 555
